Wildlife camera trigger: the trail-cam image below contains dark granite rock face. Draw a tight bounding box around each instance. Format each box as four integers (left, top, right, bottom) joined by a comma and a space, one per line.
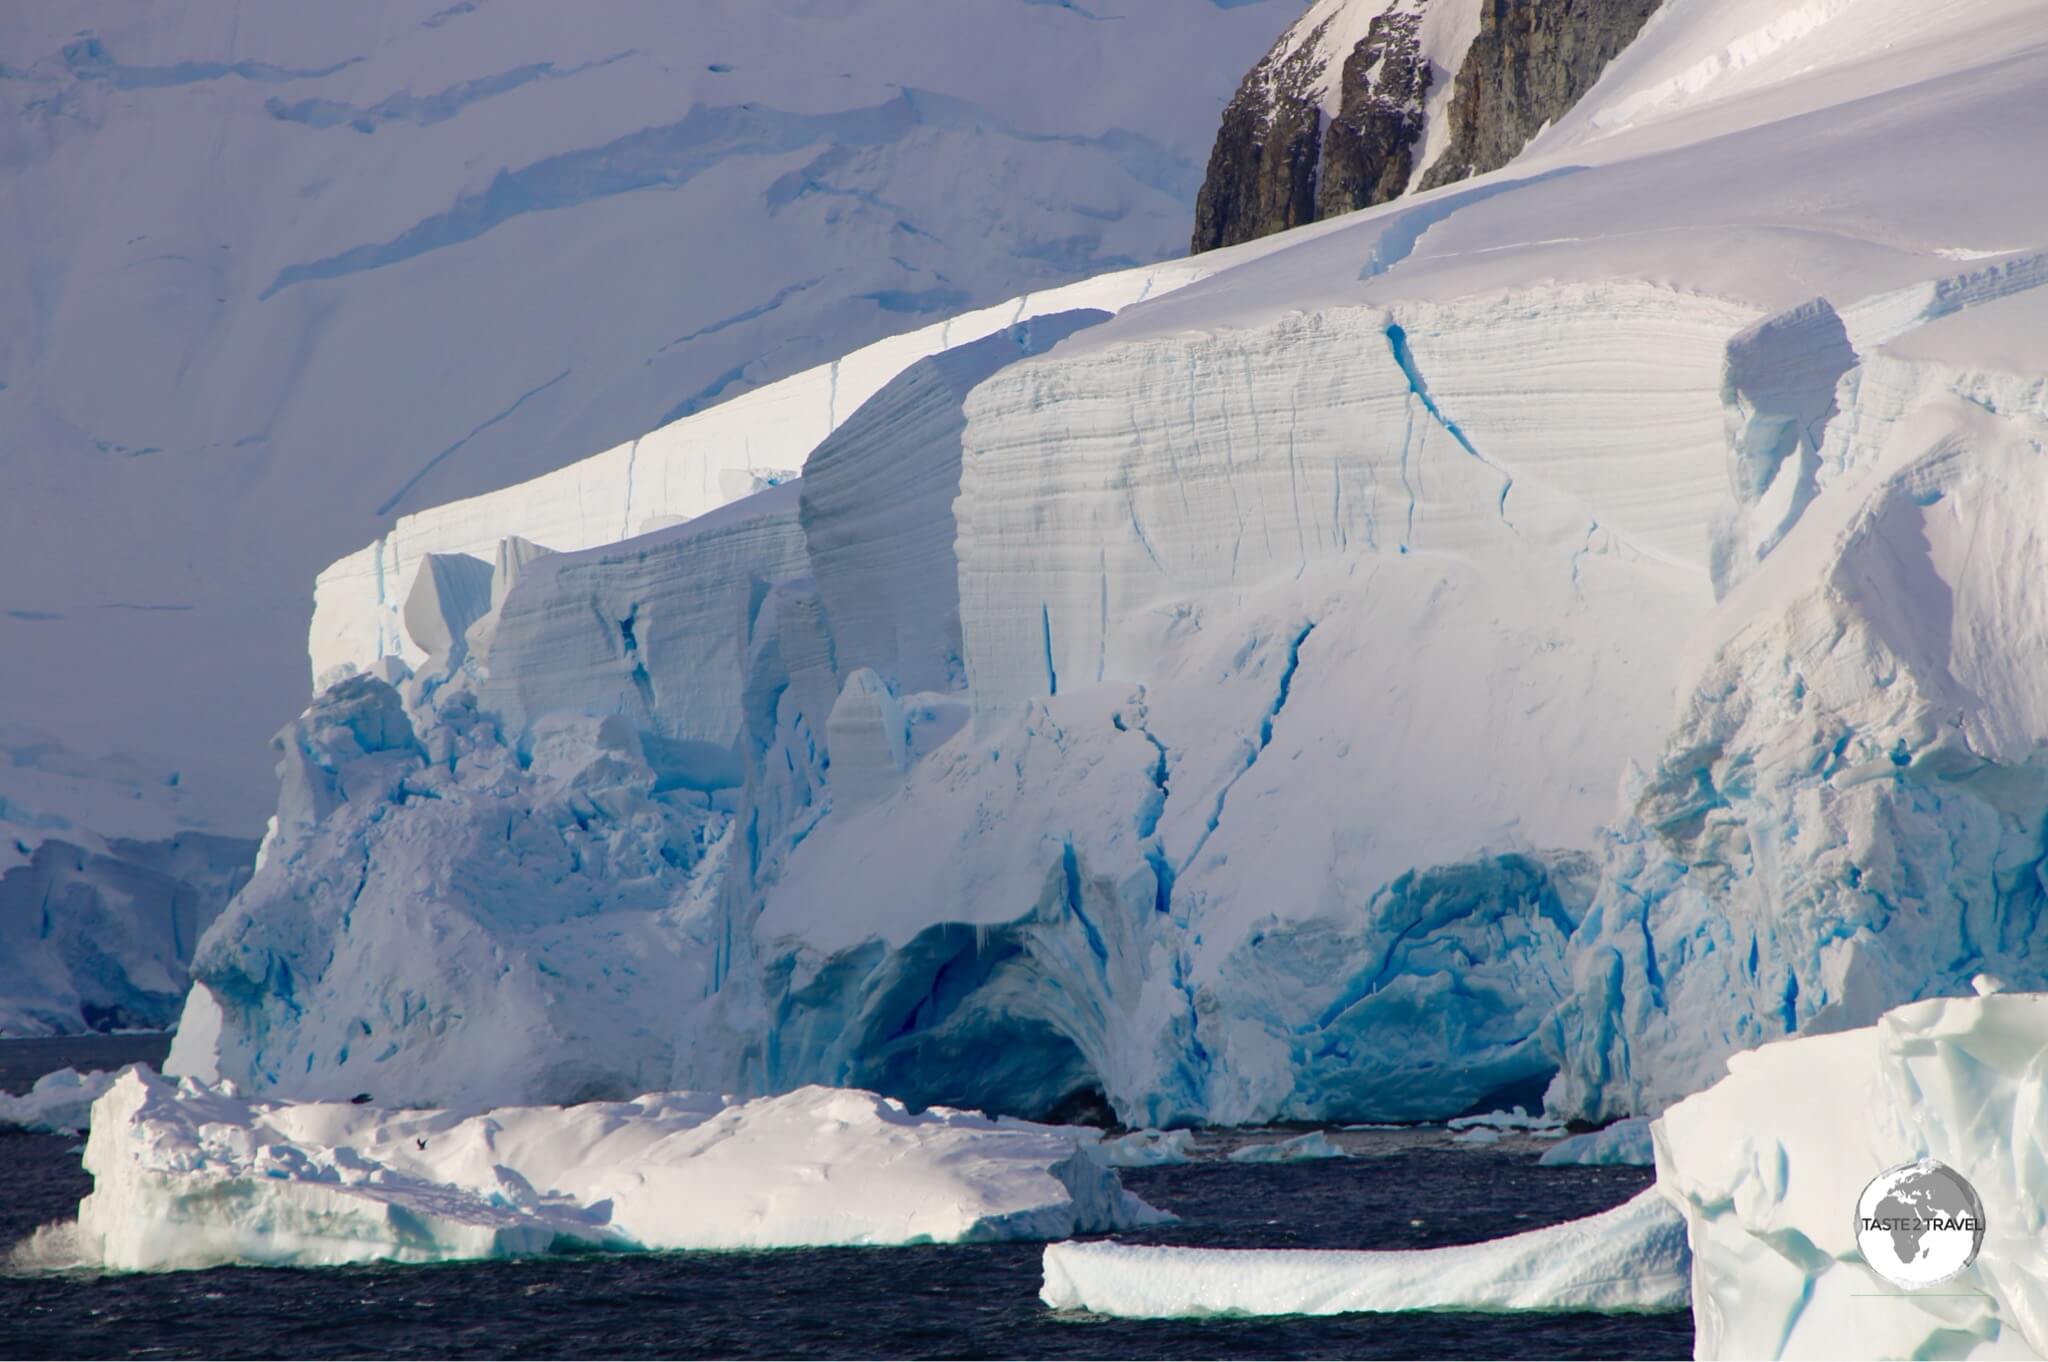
1192, 0, 1665, 253
1189, 15, 1334, 254
1418, 0, 1663, 190
1317, 8, 1432, 222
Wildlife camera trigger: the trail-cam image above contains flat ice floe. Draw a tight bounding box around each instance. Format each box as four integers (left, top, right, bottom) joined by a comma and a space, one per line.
1040, 1187, 1687, 1317
67, 1069, 1166, 1272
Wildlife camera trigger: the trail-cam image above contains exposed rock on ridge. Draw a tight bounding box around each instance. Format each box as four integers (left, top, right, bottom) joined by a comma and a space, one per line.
1189, 12, 1334, 252
1418, 0, 1663, 190
1193, 0, 1664, 251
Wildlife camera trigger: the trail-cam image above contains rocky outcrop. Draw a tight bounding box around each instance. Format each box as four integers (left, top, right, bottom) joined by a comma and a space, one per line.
1417, 0, 1662, 190
1193, 0, 1664, 251
1189, 15, 1333, 253
1317, 8, 1432, 221
1192, 2, 1437, 254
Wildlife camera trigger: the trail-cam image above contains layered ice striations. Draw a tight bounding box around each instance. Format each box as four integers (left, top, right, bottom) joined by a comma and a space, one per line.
309, 270, 1217, 689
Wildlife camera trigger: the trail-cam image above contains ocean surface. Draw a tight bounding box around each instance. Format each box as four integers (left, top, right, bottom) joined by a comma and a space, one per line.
0, 1038, 1691, 1360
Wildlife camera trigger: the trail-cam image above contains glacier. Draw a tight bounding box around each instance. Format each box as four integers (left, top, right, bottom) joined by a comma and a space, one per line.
0, 1067, 118, 1135
52, 1067, 1164, 1272
153, 0, 2048, 1142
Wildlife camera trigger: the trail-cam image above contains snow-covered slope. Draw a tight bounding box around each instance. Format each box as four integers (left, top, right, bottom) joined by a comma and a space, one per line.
0, 0, 1292, 843
176, 0, 2048, 1128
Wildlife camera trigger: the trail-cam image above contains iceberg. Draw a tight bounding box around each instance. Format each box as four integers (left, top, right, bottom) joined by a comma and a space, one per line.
1447, 1106, 1564, 1135
1539, 1119, 1653, 1168
1654, 990, 2048, 1360
1039, 1187, 1687, 1317
0, 1067, 117, 1134
1227, 1131, 1347, 1163
1088, 1128, 1196, 1168
70, 1068, 1166, 1273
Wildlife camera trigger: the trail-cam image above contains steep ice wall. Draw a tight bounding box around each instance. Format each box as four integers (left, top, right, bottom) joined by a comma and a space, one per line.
956, 282, 1745, 715
186, 675, 727, 1107
185, 276, 1748, 1123
800, 311, 1111, 697
479, 485, 810, 765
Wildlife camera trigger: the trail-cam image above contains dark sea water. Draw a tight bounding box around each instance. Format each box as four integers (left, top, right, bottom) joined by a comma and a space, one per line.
0, 1039, 1692, 1360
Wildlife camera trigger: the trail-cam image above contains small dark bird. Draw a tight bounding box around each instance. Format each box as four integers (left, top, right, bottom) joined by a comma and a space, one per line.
416, 1138, 428, 1151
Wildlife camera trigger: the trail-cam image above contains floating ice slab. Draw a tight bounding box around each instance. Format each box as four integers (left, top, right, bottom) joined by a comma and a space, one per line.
1088, 1129, 1196, 1168
0, 1068, 116, 1134
73, 1069, 1166, 1272
1227, 1131, 1347, 1163
1447, 1106, 1565, 1134
1040, 1188, 1687, 1317
1541, 1119, 1653, 1167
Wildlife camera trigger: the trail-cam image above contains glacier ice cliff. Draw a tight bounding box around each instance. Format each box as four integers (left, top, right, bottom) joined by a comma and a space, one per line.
172, 0, 2048, 1129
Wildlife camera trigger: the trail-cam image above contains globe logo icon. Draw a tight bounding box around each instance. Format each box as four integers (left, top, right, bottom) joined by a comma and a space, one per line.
1854, 1159, 1986, 1288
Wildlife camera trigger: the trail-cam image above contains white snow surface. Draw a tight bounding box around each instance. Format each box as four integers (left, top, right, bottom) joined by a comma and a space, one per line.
0, 1067, 116, 1134
1653, 991, 2048, 1359
65, 1067, 1165, 1272
0, 0, 1295, 847
168, 0, 2048, 1131
1039, 1186, 1688, 1317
